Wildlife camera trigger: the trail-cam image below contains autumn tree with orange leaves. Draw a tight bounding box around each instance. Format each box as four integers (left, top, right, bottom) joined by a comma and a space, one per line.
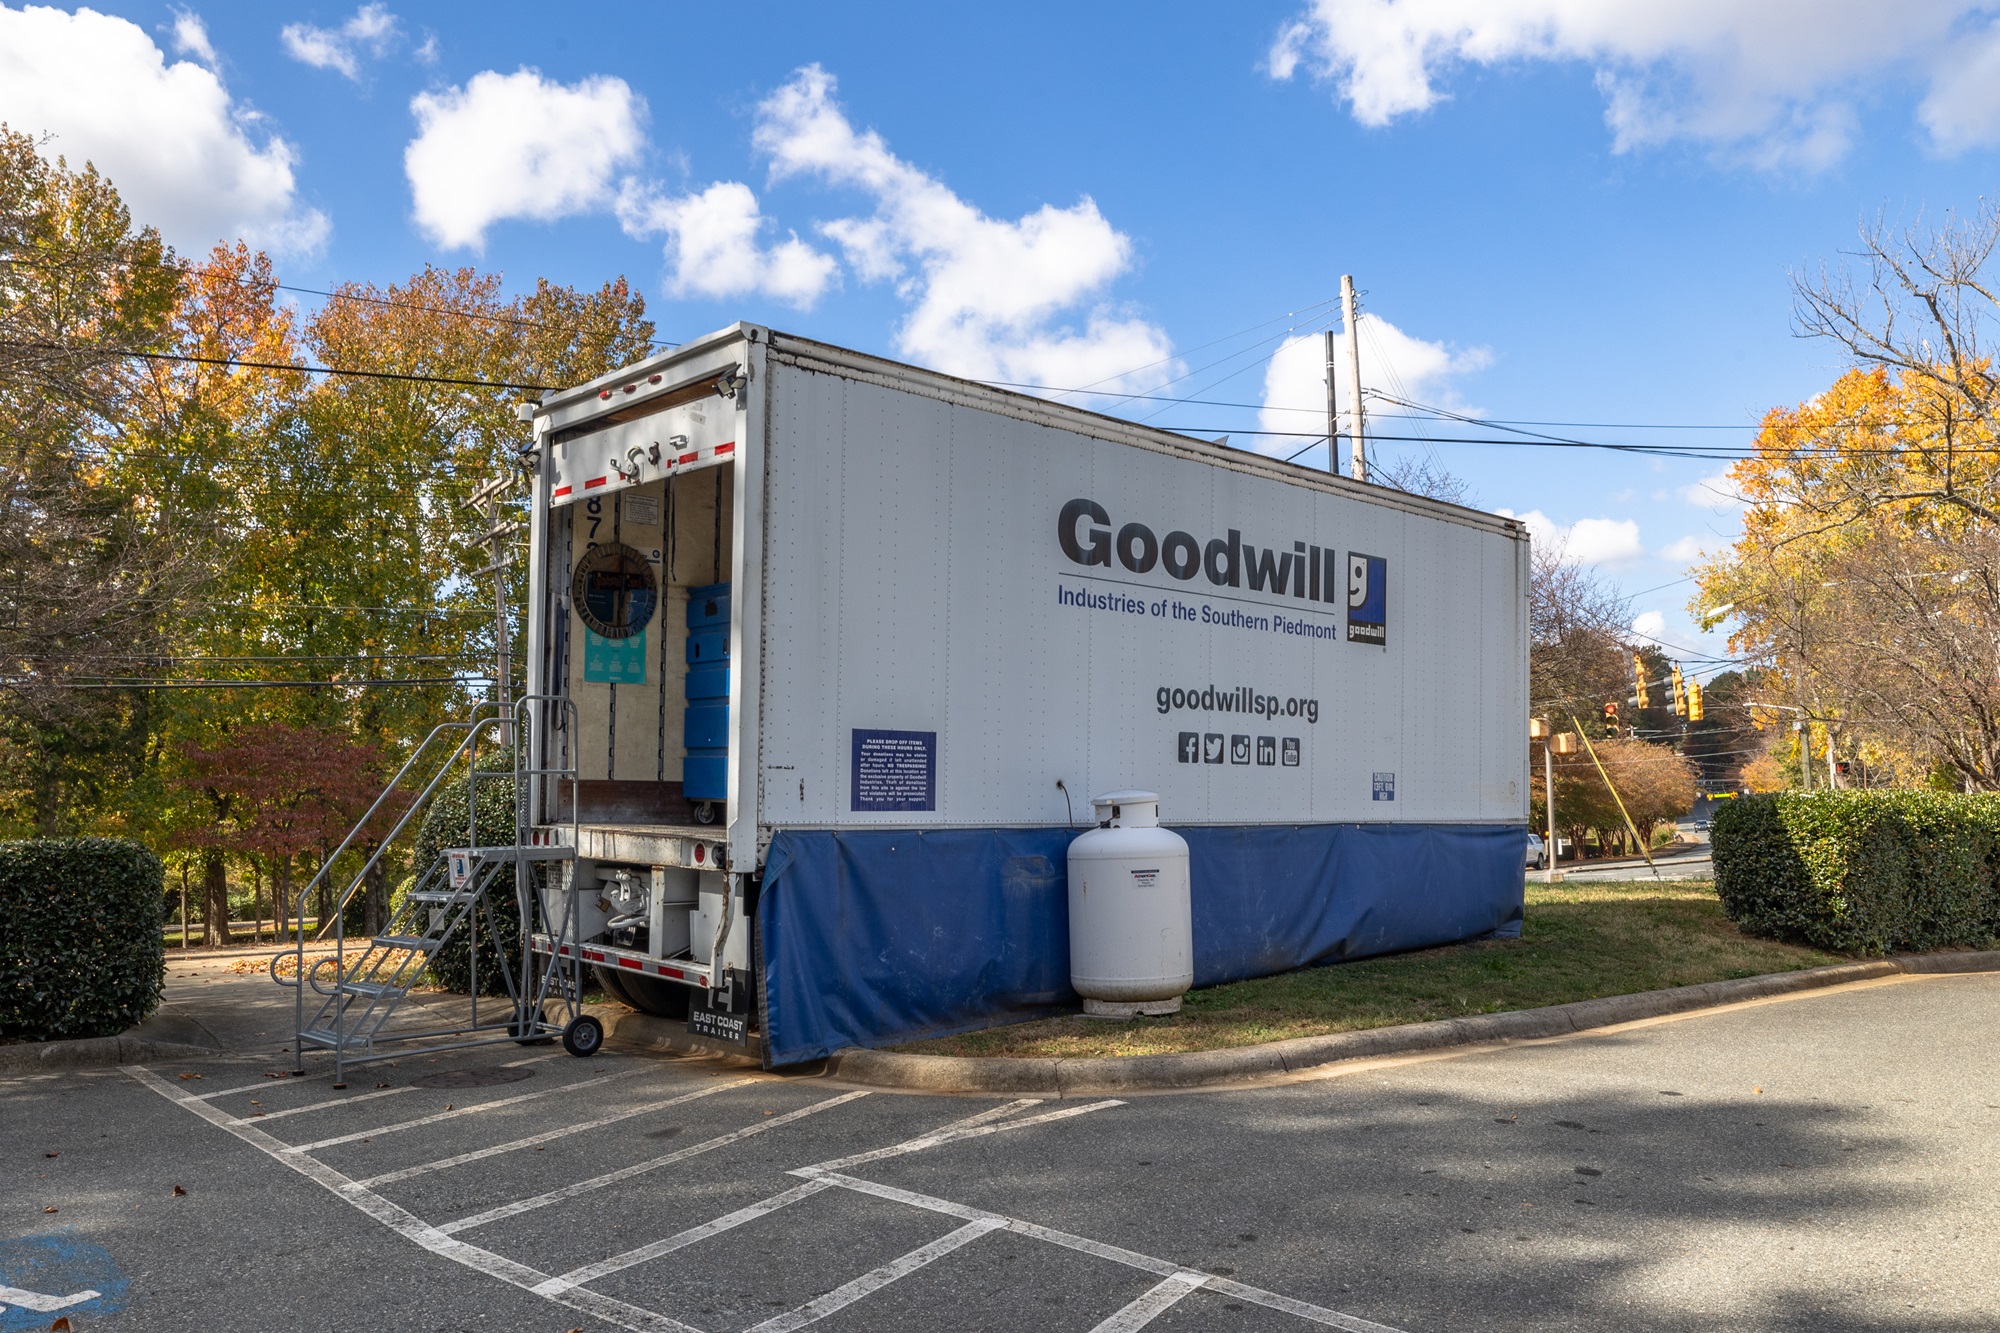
1696, 206, 2000, 791
1, 130, 655, 952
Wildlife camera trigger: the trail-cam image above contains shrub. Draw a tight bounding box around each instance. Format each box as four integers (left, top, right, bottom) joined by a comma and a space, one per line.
0, 838, 165, 1040
1712, 791, 2000, 954
411, 770, 522, 995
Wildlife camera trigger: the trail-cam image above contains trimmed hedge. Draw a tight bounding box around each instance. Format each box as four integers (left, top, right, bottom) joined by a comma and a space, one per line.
1712, 791, 2000, 955
1, 838, 165, 1040
412, 771, 521, 995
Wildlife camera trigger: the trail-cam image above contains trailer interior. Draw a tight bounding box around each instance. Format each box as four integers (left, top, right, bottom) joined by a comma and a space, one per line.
528, 363, 752, 1029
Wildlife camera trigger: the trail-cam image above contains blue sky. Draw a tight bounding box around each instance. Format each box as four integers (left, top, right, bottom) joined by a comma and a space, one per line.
9, 1, 2000, 678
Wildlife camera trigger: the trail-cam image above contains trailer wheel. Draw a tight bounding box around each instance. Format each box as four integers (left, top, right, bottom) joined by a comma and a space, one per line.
561, 1014, 604, 1058
595, 967, 692, 1020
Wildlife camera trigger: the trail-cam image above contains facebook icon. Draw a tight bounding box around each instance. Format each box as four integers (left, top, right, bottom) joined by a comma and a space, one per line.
1178, 732, 1200, 763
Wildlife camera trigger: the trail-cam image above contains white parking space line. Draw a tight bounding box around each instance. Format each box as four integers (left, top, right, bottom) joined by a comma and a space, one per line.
290, 1068, 635, 1151
435, 1091, 872, 1235
1087, 1272, 1210, 1333
190, 1079, 302, 1101
359, 1078, 756, 1186
805, 1172, 1409, 1333
535, 1178, 838, 1295
744, 1217, 1006, 1333
806, 1099, 1123, 1172
125, 1066, 697, 1333
241, 1086, 413, 1122
188, 1051, 563, 1103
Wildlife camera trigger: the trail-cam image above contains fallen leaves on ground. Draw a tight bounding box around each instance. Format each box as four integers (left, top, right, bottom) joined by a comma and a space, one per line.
172, 1185, 186, 1197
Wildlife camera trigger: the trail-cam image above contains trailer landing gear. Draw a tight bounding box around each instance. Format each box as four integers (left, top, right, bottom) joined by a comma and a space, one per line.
562, 1014, 604, 1057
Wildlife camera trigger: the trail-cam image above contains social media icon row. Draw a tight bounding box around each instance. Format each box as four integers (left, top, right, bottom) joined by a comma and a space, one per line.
1178, 733, 1300, 766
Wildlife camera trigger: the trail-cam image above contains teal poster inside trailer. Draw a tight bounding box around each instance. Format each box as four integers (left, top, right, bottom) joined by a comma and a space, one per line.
583, 627, 647, 683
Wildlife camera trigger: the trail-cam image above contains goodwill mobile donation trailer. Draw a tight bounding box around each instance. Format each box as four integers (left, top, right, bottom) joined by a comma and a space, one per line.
517, 323, 1530, 1066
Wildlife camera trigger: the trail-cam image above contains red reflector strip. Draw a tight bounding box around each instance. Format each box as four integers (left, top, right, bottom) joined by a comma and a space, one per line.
617, 957, 643, 969
658, 966, 683, 980
552, 485, 572, 498
583, 949, 605, 963
715, 441, 736, 455
678, 451, 699, 465
584, 476, 607, 489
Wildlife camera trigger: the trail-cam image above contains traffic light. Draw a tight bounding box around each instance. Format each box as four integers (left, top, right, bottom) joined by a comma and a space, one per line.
1633, 654, 1650, 710
1671, 663, 1687, 718
1687, 676, 1704, 723
1603, 700, 1620, 736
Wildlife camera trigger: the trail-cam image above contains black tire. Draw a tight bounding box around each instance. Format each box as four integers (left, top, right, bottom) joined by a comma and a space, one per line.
562, 1014, 604, 1057
592, 963, 640, 1008
614, 971, 694, 1020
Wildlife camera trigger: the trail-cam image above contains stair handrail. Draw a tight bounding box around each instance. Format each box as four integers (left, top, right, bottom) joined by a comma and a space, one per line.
274, 704, 506, 1058
270, 703, 503, 983
507, 692, 580, 1031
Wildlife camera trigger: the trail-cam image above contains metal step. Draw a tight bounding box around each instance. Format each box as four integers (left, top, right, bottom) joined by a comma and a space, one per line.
299, 1027, 349, 1049
336, 980, 408, 1000
408, 889, 475, 904
372, 934, 441, 952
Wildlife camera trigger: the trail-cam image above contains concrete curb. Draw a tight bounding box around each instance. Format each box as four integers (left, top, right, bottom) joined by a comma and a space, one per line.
823, 951, 2000, 1095
0, 1032, 222, 1077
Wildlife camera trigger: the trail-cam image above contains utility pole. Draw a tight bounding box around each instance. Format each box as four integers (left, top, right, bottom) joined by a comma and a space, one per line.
1324, 329, 1340, 475
1341, 274, 1367, 482
464, 476, 523, 748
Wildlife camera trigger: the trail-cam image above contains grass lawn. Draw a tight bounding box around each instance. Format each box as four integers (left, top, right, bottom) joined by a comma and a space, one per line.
897, 878, 1845, 1060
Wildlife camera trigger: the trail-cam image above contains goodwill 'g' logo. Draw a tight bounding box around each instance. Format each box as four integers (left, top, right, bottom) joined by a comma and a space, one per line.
1347, 553, 1386, 645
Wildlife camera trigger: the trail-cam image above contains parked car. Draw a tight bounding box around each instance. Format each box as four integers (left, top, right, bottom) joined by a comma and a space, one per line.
1526, 832, 1547, 869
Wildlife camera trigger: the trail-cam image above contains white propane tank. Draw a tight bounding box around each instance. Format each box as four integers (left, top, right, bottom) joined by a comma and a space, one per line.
1067, 790, 1193, 1017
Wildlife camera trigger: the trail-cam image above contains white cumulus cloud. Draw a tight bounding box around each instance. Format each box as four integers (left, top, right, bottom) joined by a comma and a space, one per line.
405, 67, 646, 251
281, 3, 399, 81
748, 65, 1174, 390
0, 4, 324, 254
616, 179, 835, 309
1681, 468, 1746, 512
1500, 508, 1645, 565
1269, 0, 2000, 167
169, 9, 216, 68
1630, 610, 1667, 643
1659, 533, 1718, 564
1256, 314, 1489, 458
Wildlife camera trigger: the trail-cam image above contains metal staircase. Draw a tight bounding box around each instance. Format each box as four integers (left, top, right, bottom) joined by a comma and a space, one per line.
272, 697, 587, 1080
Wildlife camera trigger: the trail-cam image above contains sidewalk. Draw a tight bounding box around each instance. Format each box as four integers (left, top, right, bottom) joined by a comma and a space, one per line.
0, 951, 479, 1075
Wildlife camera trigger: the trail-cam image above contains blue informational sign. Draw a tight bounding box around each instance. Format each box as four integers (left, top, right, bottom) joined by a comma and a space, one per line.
0, 1234, 130, 1330
1347, 552, 1387, 645
583, 626, 648, 683
1373, 771, 1397, 801
851, 729, 937, 811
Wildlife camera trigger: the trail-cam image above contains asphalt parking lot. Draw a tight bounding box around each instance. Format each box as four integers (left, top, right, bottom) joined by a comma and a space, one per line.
5, 969, 1998, 1332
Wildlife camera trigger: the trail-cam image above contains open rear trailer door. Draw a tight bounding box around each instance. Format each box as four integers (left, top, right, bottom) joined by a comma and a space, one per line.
522, 333, 763, 1041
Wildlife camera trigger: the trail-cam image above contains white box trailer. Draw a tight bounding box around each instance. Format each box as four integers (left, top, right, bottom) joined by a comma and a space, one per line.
521, 324, 1530, 1065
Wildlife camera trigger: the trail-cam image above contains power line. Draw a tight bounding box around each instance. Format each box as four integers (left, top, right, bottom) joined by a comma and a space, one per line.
5, 675, 489, 691
265, 281, 679, 351
1, 339, 552, 392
